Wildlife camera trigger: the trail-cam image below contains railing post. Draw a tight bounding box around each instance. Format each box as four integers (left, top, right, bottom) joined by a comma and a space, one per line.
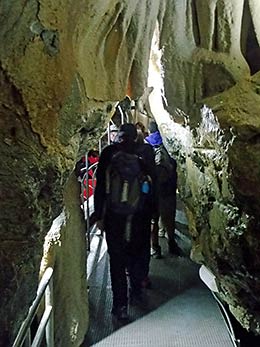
45, 275, 54, 347
107, 124, 111, 145
85, 151, 91, 251
118, 105, 125, 124
24, 331, 31, 347
12, 267, 54, 347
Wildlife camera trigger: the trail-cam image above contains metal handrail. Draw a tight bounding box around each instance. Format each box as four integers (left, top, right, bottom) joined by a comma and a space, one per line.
80, 162, 98, 205
199, 265, 240, 347
12, 267, 54, 347
13, 113, 126, 347
80, 161, 99, 251
211, 291, 240, 347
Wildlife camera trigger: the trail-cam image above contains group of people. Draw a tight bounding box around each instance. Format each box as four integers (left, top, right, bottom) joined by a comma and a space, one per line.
93, 119, 182, 321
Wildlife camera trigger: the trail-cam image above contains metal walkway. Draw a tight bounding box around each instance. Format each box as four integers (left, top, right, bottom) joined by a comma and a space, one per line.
82, 219, 234, 347
91, 284, 233, 347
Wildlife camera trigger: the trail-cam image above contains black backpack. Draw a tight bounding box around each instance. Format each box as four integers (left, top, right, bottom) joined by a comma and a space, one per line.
105, 150, 150, 215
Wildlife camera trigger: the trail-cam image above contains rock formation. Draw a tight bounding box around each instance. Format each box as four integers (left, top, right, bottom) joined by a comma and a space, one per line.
0, 1, 160, 345
155, 0, 260, 335
1, 0, 260, 345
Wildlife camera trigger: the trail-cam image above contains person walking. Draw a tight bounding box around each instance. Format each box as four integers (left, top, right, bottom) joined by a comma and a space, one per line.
145, 120, 181, 257
94, 123, 157, 321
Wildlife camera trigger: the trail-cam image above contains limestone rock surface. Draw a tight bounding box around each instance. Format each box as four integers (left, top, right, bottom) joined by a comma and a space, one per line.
1, 0, 260, 344
0, 0, 160, 345
155, 0, 260, 334
40, 175, 88, 347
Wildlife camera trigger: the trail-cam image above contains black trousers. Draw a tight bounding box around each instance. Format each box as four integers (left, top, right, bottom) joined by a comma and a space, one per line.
104, 209, 151, 308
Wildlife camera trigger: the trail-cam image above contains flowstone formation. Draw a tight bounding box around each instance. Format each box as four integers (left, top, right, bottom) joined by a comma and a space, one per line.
1, 0, 260, 345
156, 0, 260, 334
0, 1, 160, 345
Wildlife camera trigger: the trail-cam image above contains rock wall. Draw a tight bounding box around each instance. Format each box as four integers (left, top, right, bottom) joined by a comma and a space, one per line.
40, 174, 88, 347
0, 0, 160, 345
1, 0, 260, 344
155, 0, 260, 334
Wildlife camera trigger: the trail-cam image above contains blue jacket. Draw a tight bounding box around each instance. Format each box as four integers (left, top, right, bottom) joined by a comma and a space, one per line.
145, 131, 163, 147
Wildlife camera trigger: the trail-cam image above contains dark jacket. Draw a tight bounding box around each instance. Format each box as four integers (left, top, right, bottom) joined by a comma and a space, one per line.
94, 140, 157, 220
145, 131, 177, 196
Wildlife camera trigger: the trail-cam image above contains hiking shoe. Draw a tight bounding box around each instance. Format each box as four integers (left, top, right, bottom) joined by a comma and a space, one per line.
111, 306, 129, 321
151, 245, 162, 259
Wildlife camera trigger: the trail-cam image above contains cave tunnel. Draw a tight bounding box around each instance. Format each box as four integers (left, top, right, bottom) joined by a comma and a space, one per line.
1, 1, 260, 347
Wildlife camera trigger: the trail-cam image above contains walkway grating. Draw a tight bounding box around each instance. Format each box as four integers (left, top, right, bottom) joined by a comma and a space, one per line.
82, 232, 234, 347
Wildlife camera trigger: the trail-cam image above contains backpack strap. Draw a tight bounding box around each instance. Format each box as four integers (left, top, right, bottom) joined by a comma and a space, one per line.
125, 214, 133, 242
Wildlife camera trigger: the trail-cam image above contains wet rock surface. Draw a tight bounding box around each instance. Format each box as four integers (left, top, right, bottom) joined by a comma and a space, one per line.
1, 0, 260, 345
